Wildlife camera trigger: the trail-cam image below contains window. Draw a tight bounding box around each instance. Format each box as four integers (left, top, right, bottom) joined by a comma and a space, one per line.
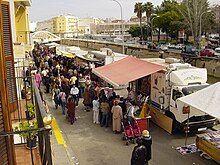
172, 89, 182, 101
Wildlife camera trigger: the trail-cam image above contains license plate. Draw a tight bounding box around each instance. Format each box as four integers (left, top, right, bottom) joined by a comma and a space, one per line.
198, 127, 207, 131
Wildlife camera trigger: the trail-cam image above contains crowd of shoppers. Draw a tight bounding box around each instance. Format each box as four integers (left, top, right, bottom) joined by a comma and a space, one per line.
31, 42, 152, 164
31, 42, 132, 128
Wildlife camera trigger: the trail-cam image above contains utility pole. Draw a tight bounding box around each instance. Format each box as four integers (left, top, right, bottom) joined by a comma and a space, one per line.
112, 0, 125, 54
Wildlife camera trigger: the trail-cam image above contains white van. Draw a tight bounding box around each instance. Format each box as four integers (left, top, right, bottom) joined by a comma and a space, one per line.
214, 47, 220, 58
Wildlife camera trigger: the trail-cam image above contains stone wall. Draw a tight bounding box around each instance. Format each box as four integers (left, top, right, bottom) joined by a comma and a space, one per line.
61, 39, 220, 78
61, 39, 182, 58
196, 58, 220, 78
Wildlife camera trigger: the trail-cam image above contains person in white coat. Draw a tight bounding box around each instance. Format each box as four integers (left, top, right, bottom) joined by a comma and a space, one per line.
70, 84, 79, 106
92, 96, 100, 124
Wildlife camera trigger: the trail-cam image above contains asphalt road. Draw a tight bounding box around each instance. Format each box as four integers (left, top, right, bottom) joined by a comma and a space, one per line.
45, 91, 218, 165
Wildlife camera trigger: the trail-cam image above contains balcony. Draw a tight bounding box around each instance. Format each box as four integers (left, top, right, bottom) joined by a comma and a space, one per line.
14, 0, 32, 7
0, 58, 52, 165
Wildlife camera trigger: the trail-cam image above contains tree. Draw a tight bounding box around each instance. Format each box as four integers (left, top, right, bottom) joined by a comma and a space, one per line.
144, 2, 154, 24
178, 0, 210, 48
128, 25, 151, 41
134, 2, 144, 41
153, 0, 182, 42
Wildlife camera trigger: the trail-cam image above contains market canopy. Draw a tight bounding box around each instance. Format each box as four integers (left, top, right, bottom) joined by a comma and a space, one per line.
58, 50, 76, 58
92, 56, 166, 87
177, 82, 220, 120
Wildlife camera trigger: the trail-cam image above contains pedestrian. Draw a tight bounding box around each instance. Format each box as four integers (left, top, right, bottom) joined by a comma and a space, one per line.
34, 70, 42, 89
44, 73, 50, 93
83, 87, 92, 112
127, 87, 135, 102
119, 97, 126, 117
25, 66, 31, 86
53, 85, 60, 109
127, 101, 136, 127
66, 97, 76, 125
70, 74, 77, 86
78, 74, 86, 98
111, 100, 123, 134
141, 130, 152, 165
70, 84, 79, 106
100, 97, 110, 127
131, 138, 147, 165
92, 96, 100, 124
58, 89, 66, 115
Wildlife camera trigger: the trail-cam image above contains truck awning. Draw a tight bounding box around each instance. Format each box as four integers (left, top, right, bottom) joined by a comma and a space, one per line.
92, 56, 166, 87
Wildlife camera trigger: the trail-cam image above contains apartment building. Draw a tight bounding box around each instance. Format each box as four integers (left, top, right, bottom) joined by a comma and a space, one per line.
79, 16, 104, 34
50, 15, 79, 38
96, 20, 138, 36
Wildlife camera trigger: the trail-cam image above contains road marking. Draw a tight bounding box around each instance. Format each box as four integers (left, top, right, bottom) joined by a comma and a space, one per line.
51, 118, 67, 147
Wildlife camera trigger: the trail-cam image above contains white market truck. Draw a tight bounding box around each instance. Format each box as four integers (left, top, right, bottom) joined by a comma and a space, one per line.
147, 58, 217, 134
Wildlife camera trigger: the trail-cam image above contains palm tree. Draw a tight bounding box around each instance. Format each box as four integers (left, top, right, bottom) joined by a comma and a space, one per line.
144, 2, 154, 25
134, 2, 144, 42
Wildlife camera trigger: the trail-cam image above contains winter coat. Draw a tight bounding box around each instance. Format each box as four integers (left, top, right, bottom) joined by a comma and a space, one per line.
131, 145, 147, 165
141, 136, 152, 161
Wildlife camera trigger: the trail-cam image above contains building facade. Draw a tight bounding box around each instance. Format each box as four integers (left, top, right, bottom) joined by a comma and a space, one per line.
79, 16, 104, 34
95, 21, 139, 36
14, 0, 31, 44
50, 15, 79, 38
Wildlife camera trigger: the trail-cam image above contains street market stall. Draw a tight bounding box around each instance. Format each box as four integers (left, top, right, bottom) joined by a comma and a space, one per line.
92, 56, 166, 131
177, 82, 220, 163
92, 56, 166, 87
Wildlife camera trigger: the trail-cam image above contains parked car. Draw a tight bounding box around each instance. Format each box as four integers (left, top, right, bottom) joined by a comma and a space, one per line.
175, 44, 184, 50
126, 40, 138, 44
214, 47, 220, 58
200, 48, 215, 57
182, 45, 199, 56
168, 44, 176, 49
156, 44, 168, 51
160, 44, 169, 51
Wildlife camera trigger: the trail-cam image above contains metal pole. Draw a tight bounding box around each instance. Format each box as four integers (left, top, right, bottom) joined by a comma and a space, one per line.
199, 10, 210, 50
151, 16, 159, 42
112, 0, 125, 54
199, 12, 203, 50
185, 113, 190, 146
151, 17, 155, 41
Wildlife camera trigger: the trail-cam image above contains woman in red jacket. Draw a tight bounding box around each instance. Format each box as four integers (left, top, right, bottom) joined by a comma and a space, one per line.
66, 97, 76, 125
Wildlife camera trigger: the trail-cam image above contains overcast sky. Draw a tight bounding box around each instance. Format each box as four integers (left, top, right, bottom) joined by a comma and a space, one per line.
29, 0, 219, 22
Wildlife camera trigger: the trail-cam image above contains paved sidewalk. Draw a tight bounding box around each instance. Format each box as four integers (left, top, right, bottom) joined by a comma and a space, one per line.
44, 93, 75, 165
45, 88, 131, 165
51, 134, 73, 165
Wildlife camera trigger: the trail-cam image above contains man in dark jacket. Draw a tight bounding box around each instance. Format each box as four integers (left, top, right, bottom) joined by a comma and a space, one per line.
141, 130, 152, 164
131, 138, 147, 165
44, 73, 50, 94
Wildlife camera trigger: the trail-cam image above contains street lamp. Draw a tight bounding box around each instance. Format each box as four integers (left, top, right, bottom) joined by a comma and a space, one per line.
199, 10, 211, 50
151, 15, 159, 41
112, 0, 125, 54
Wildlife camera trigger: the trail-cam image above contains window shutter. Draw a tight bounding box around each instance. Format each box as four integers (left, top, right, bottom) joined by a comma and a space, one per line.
0, 1, 16, 164
1, 3, 12, 57
0, 96, 9, 165
1, 1, 18, 112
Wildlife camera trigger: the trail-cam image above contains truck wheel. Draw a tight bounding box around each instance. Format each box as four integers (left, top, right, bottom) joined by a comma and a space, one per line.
165, 111, 179, 134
